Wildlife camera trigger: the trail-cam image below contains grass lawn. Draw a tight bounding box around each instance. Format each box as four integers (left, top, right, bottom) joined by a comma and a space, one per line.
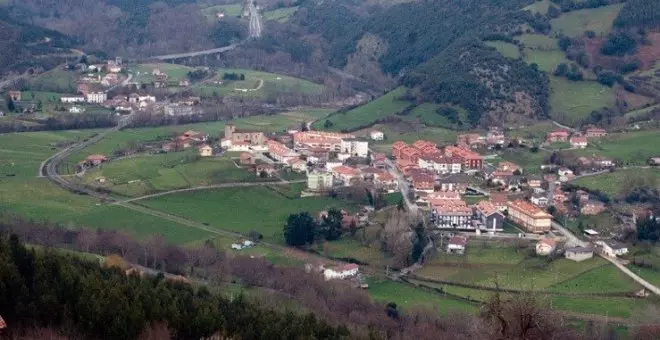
572, 168, 660, 197
191, 68, 324, 99
200, 3, 243, 21
523, 49, 571, 73
516, 34, 560, 50
140, 185, 358, 241
498, 149, 549, 174
317, 87, 411, 132
508, 121, 556, 142
264, 6, 298, 22
320, 238, 389, 267
572, 129, 660, 166
549, 76, 616, 127
548, 264, 640, 294
627, 266, 660, 287
549, 295, 647, 318
29, 68, 79, 93
367, 279, 478, 314
404, 103, 470, 129
484, 41, 521, 59
625, 103, 660, 120
550, 4, 624, 37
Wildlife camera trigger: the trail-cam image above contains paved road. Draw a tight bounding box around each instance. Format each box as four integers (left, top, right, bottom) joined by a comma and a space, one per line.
379, 153, 418, 215
151, 44, 238, 61
248, 1, 262, 38
112, 179, 306, 204
551, 221, 588, 248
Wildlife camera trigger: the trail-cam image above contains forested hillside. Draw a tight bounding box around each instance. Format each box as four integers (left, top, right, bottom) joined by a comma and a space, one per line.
614, 0, 660, 28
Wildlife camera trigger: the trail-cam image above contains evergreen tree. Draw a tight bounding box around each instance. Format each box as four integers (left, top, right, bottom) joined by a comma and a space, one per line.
283, 212, 317, 246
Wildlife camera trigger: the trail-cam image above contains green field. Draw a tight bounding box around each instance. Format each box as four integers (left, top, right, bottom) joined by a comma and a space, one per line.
549, 295, 647, 319
572, 168, 660, 197
516, 34, 560, 50
498, 149, 550, 174
321, 238, 389, 267
191, 68, 325, 99
264, 6, 298, 22
369, 125, 458, 153
367, 280, 478, 314
625, 103, 660, 120
200, 3, 243, 21
550, 4, 624, 37
405, 103, 469, 128
548, 264, 640, 293
484, 41, 521, 59
523, 0, 553, 14
549, 76, 616, 126
317, 87, 411, 132
29, 68, 78, 93
140, 185, 358, 241
573, 129, 660, 166
82, 152, 267, 197
130, 63, 194, 84
508, 121, 555, 141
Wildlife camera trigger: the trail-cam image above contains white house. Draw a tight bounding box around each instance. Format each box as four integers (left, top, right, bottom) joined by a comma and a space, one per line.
86, 92, 107, 104
228, 142, 251, 152
323, 263, 359, 280
530, 195, 549, 207
340, 139, 369, 158
220, 138, 233, 148
597, 240, 628, 257
307, 170, 333, 192
325, 161, 343, 172
288, 158, 308, 173
565, 247, 593, 262
370, 130, 384, 141
61, 96, 86, 103
138, 95, 156, 103
198, 144, 213, 157
535, 238, 557, 256
447, 236, 467, 255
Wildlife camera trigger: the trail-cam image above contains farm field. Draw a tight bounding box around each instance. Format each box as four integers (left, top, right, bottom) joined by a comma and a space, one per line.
625, 103, 660, 119
515, 34, 560, 50
498, 149, 550, 175
320, 238, 389, 268
628, 266, 660, 287
548, 76, 616, 126
547, 264, 640, 294
264, 6, 298, 22
367, 279, 478, 314
82, 152, 269, 197
29, 68, 78, 93
200, 3, 243, 21
523, 49, 570, 73
550, 4, 624, 37
549, 295, 647, 319
572, 168, 660, 197
522, 0, 552, 14
140, 185, 358, 241
507, 121, 556, 141
317, 87, 410, 132
484, 41, 521, 59
130, 63, 194, 84
572, 129, 660, 165
405, 103, 469, 129
191, 68, 325, 99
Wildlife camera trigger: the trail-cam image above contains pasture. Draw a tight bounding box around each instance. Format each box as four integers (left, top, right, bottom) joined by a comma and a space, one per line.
317, 87, 411, 132
549, 76, 616, 126
572, 129, 660, 166
367, 279, 478, 314
484, 41, 521, 59
572, 168, 660, 197
140, 185, 359, 241
405, 103, 470, 129
29, 68, 78, 93
130, 63, 194, 84
264, 6, 299, 22
200, 3, 243, 21
522, 0, 552, 14
550, 4, 624, 37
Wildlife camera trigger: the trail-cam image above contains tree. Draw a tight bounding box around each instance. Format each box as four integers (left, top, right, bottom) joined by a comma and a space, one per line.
324, 119, 334, 129
284, 212, 317, 246
7, 97, 15, 112
320, 208, 343, 241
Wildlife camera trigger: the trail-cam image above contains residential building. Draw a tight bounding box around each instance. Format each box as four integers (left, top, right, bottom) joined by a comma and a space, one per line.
392, 141, 408, 158
293, 131, 353, 152
597, 240, 628, 257
255, 164, 276, 177
77, 83, 90, 96
528, 177, 542, 188
490, 193, 508, 211
584, 127, 607, 138
198, 144, 213, 157
307, 170, 333, 192
288, 158, 308, 173
418, 154, 461, 174
531, 194, 549, 207
535, 238, 557, 256
412, 173, 435, 193
360, 167, 384, 180
546, 130, 570, 143
565, 247, 594, 262
85, 154, 107, 166
569, 136, 588, 148
224, 124, 265, 146
444, 146, 483, 169
473, 201, 504, 231
325, 161, 343, 172
507, 199, 552, 233
340, 139, 369, 158
412, 140, 436, 151
239, 152, 254, 165
86, 91, 107, 104
374, 172, 396, 191
399, 146, 421, 163
431, 199, 471, 229
427, 191, 461, 201
61, 96, 86, 103
332, 166, 361, 185
456, 133, 482, 148
370, 130, 384, 141
8, 90, 21, 101
323, 263, 359, 280
649, 157, 660, 166
558, 168, 574, 177
228, 141, 250, 152
497, 161, 521, 174
437, 173, 471, 193
266, 140, 299, 163
182, 130, 207, 142
447, 236, 467, 255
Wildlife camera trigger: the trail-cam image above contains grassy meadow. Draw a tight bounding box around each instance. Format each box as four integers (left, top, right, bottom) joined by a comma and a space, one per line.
550, 4, 625, 37
549, 76, 616, 126
572, 168, 660, 197
264, 6, 299, 22
367, 279, 478, 314
572, 129, 660, 165
484, 41, 521, 59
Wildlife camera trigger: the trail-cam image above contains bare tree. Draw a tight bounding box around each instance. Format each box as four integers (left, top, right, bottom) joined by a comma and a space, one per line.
380, 211, 414, 268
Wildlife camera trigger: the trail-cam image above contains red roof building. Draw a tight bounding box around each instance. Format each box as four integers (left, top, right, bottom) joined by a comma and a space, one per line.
392, 141, 408, 158
569, 136, 588, 148
584, 127, 607, 138
546, 130, 570, 143
444, 146, 483, 169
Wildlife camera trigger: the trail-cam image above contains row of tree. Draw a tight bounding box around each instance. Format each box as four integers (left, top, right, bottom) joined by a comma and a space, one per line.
284, 208, 348, 246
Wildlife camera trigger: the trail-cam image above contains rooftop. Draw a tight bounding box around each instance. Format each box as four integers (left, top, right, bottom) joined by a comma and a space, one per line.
508, 199, 552, 218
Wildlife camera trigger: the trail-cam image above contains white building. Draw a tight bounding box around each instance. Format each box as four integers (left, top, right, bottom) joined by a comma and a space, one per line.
307, 171, 333, 192
323, 264, 359, 280
86, 92, 107, 104
565, 247, 593, 262
340, 139, 369, 158
535, 238, 557, 256
597, 240, 628, 257
68, 106, 85, 113
138, 95, 156, 103
370, 130, 384, 141
325, 161, 343, 172
61, 96, 86, 103
447, 236, 467, 255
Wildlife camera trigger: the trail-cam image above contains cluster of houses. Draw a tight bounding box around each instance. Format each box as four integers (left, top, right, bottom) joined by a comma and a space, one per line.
545, 127, 608, 148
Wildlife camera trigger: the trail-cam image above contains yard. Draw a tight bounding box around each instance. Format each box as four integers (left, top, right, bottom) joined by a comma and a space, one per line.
140, 185, 359, 241
316, 87, 411, 132
572, 168, 660, 197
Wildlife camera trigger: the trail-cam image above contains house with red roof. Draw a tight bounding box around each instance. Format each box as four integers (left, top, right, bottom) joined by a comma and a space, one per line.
391, 141, 408, 158
85, 154, 107, 166
332, 166, 361, 185
584, 127, 607, 138
412, 173, 435, 193
569, 136, 588, 148
546, 130, 570, 143
444, 146, 483, 169
507, 199, 552, 233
